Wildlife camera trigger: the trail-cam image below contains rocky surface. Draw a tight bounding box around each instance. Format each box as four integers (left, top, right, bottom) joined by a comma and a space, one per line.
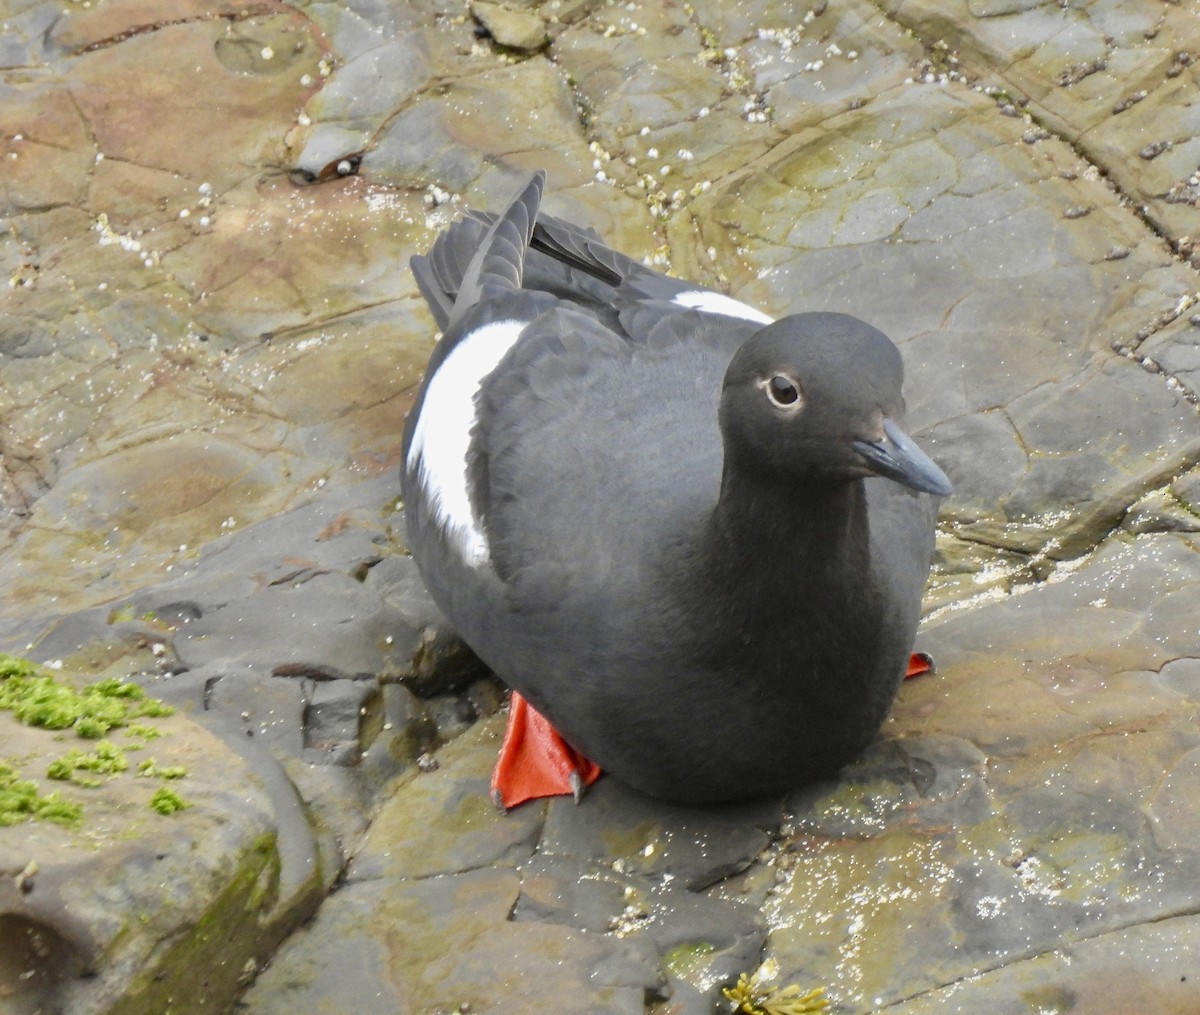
1, 0, 1199, 1012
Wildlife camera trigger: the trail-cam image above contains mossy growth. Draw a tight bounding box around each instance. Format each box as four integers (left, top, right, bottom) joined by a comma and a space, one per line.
138, 759, 188, 780
0, 763, 83, 827
0, 653, 187, 823
150, 787, 190, 815
47, 740, 130, 786
0, 654, 174, 738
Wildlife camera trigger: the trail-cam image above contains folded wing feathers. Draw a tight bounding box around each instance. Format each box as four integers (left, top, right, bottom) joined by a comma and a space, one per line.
451, 173, 544, 326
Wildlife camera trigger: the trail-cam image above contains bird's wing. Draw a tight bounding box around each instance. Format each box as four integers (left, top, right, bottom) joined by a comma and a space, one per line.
531, 212, 776, 331
405, 171, 767, 589
472, 305, 756, 594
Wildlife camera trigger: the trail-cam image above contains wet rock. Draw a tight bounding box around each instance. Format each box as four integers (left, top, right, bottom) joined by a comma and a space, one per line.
206, 669, 308, 757
357, 681, 438, 792
888, 914, 1200, 1014
471, 1, 548, 52
1139, 313, 1200, 401
1174, 467, 1200, 511
365, 59, 593, 196
878, 0, 1200, 241
347, 714, 545, 882
302, 678, 375, 763
678, 83, 1200, 571
515, 852, 765, 1010
1122, 486, 1200, 534
5, 0, 1200, 1009
699, 0, 927, 133
0, 679, 322, 1015
539, 776, 783, 891
759, 532, 1200, 1012
240, 866, 661, 1015
403, 625, 493, 697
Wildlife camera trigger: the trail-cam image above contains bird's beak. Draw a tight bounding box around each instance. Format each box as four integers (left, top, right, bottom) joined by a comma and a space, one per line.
853, 418, 952, 496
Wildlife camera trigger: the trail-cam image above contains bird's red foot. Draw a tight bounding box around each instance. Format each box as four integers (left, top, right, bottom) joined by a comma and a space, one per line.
905, 651, 935, 680
490, 691, 602, 809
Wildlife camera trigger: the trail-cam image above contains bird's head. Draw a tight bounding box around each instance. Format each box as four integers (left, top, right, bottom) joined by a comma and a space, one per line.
719, 312, 952, 496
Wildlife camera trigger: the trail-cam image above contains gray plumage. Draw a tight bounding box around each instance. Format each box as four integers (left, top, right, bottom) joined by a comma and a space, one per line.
402, 172, 950, 803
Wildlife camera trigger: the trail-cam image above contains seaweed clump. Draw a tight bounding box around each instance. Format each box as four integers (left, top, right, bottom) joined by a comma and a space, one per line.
724, 973, 829, 1014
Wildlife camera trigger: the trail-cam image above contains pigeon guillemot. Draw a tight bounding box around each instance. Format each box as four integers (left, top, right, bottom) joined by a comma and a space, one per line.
402, 172, 951, 805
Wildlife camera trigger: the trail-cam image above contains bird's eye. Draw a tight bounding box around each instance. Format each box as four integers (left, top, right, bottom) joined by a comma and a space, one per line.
766, 375, 802, 408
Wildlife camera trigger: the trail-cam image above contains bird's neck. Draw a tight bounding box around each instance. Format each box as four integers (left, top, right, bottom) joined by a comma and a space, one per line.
705, 466, 872, 597
674, 463, 883, 693
671, 466, 886, 752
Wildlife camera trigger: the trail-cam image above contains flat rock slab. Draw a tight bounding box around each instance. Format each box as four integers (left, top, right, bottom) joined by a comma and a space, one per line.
246, 718, 663, 1015
676, 81, 1200, 596
880, 0, 1200, 248
758, 531, 1200, 1013
888, 913, 1200, 1014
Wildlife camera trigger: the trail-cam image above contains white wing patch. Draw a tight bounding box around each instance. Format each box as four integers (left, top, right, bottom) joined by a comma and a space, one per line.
671, 290, 773, 325
407, 319, 527, 568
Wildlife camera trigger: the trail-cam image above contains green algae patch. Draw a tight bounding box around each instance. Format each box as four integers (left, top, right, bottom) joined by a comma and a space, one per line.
0, 655, 175, 739
0, 763, 83, 827
138, 759, 187, 780
47, 740, 130, 786
663, 940, 717, 981
0, 653, 184, 823
150, 787, 190, 815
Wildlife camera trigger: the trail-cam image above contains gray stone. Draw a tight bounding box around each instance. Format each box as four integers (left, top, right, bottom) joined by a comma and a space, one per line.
1122, 486, 1200, 534
760, 532, 1200, 1012
878, 0, 1200, 246
471, 1, 548, 51
887, 914, 1200, 1015
347, 715, 545, 882
303, 678, 375, 763
539, 776, 784, 891
240, 867, 661, 1014
1139, 314, 1200, 401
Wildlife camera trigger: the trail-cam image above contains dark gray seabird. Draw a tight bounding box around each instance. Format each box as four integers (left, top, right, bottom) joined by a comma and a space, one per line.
402, 172, 951, 805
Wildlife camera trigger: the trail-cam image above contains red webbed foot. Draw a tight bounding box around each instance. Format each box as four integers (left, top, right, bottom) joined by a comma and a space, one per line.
490, 691, 602, 809
905, 651, 935, 680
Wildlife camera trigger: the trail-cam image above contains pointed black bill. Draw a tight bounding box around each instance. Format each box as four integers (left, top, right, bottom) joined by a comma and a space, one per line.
853, 418, 952, 496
